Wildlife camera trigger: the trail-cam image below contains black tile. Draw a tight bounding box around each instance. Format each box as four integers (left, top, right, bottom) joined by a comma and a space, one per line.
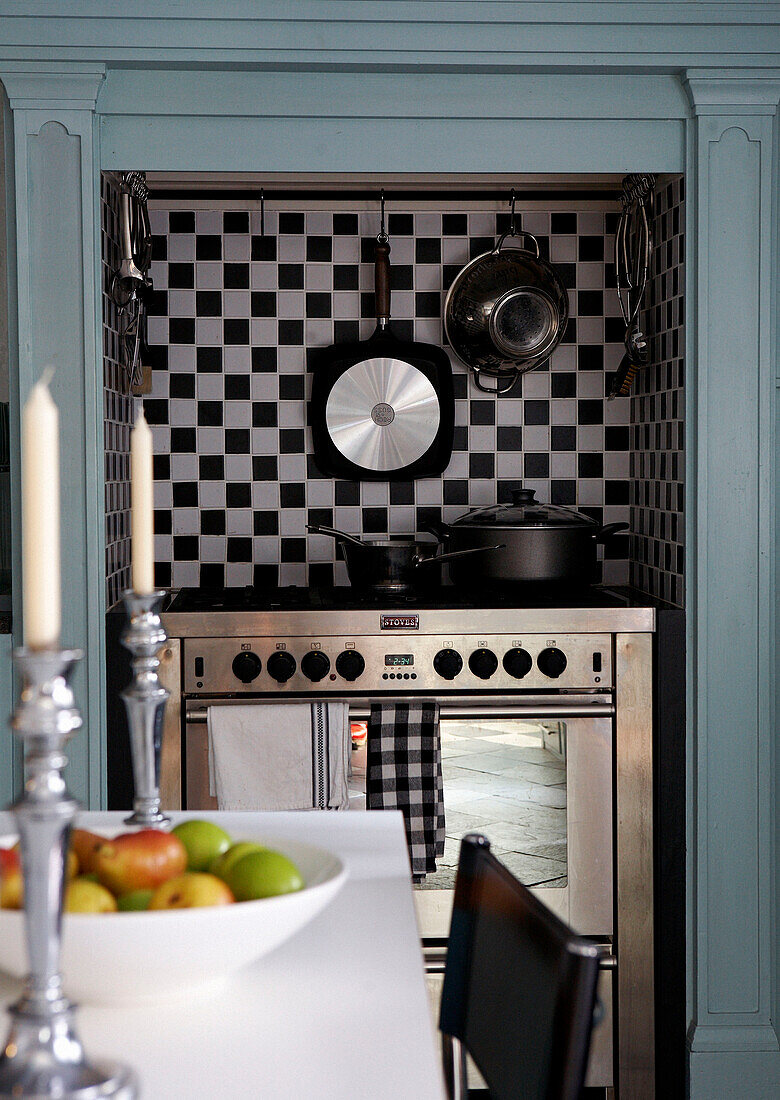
200, 510, 225, 536
551, 372, 576, 398
577, 345, 604, 371
170, 373, 195, 399
278, 264, 304, 290
362, 507, 388, 533
452, 425, 468, 451
333, 213, 358, 235
278, 320, 303, 345
143, 399, 168, 425
335, 481, 360, 506
497, 426, 523, 451
196, 235, 221, 261
169, 211, 195, 234
147, 344, 168, 370
224, 263, 249, 289
604, 317, 625, 343
200, 563, 224, 588
307, 507, 334, 528
223, 211, 248, 234
469, 453, 494, 479
253, 454, 278, 480
389, 480, 415, 505
524, 453, 549, 478
306, 236, 332, 262
168, 263, 194, 289
309, 562, 334, 587
251, 291, 277, 317
390, 265, 413, 292
222, 320, 249, 347
281, 537, 306, 563
280, 483, 305, 509
556, 263, 577, 290
279, 212, 305, 235
415, 292, 440, 318
360, 292, 374, 319
443, 214, 467, 236
469, 237, 494, 260
225, 428, 250, 453
153, 453, 170, 480
524, 400, 549, 425
197, 346, 222, 373
173, 482, 198, 507
306, 292, 332, 318
169, 318, 195, 344
154, 562, 171, 588
560, 317, 577, 344
444, 480, 469, 505
550, 480, 576, 505
279, 374, 305, 400
470, 401, 495, 426
254, 510, 279, 535
551, 425, 576, 451
416, 238, 441, 264
170, 427, 196, 452
280, 428, 305, 453
197, 401, 223, 427
173, 535, 198, 560
360, 237, 377, 264
577, 400, 603, 425
334, 265, 359, 291
578, 452, 603, 478
227, 536, 252, 562
252, 347, 277, 373
392, 319, 414, 342
251, 235, 277, 261
577, 290, 603, 317
306, 454, 328, 480
196, 290, 222, 317
388, 213, 413, 236
227, 483, 251, 508
452, 374, 469, 400
578, 236, 604, 262
199, 454, 224, 480
605, 480, 630, 506
605, 426, 630, 451
551, 212, 576, 235
334, 320, 359, 343
224, 375, 250, 401
253, 563, 279, 587
443, 264, 463, 291
151, 234, 167, 261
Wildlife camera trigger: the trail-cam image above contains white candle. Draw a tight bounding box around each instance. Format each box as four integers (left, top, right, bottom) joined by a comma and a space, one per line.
22, 373, 61, 649
131, 409, 155, 595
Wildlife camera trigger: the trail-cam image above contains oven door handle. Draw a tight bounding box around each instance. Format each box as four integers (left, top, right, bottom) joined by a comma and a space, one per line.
184, 700, 614, 723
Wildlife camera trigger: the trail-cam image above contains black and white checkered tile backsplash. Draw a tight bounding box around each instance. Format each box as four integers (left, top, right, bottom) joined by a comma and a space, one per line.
140, 200, 638, 591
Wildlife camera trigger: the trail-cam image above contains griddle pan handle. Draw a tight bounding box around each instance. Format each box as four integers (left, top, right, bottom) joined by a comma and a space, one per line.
375, 237, 391, 327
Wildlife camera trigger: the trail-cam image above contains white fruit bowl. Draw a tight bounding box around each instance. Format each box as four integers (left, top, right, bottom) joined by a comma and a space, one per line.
0, 834, 347, 1005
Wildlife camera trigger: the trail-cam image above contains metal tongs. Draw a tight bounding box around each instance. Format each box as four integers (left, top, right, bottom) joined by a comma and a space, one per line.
110, 170, 154, 390
610, 173, 655, 399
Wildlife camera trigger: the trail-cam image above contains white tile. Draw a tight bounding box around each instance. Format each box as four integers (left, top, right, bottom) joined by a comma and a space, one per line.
195, 209, 222, 234
280, 563, 307, 586
521, 372, 550, 399
522, 425, 550, 451
226, 509, 252, 535
333, 237, 359, 263
223, 346, 251, 373
148, 207, 168, 234
415, 480, 442, 505
149, 260, 168, 289
167, 345, 196, 371
224, 402, 252, 428
577, 371, 604, 398
197, 375, 223, 401
173, 509, 199, 535
306, 265, 332, 291
146, 317, 168, 345
225, 563, 253, 586
252, 482, 279, 508
149, 424, 170, 451
251, 427, 278, 453
307, 481, 334, 506
333, 292, 360, 319
277, 290, 305, 318
278, 236, 305, 262
604, 451, 630, 478
250, 263, 278, 289
495, 453, 524, 479
154, 534, 172, 559
577, 261, 604, 290
200, 482, 225, 508
251, 209, 277, 235
153, 481, 173, 508
224, 455, 252, 480
167, 235, 195, 262
576, 316, 603, 343
253, 536, 279, 562
415, 213, 441, 236
469, 426, 496, 451
223, 291, 251, 318
577, 479, 604, 506
196, 262, 222, 290
168, 399, 196, 426
197, 427, 225, 454
251, 318, 277, 344
550, 452, 576, 479
549, 345, 576, 370
172, 561, 199, 587
361, 481, 388, 506
200, 536, 226, 563
441, 238, 468, 265
280, 510, 306, 536
549, 400, 576, 425
279, 402, 305, 428
333, 507, 361, 531
549, 235, 577, 262
305, 318, 333, 345
306, 212, 332, 235
170, 454, 198, 480
223, 234, 250, 262
251, 375, 277, 400
278, 454, 307, 480
196, 318, 222, 344
577, 425, 604, 451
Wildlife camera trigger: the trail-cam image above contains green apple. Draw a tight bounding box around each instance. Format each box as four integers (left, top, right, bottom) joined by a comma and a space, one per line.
148, 872, 234, 909
117, 888, 154, 911
209, 841, 267, 881
224, 849, 304, 901
171, 819, 232, 873
65, 878, 117, 913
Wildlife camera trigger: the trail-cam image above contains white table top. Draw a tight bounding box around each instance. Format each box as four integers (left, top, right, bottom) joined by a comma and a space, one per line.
0, 810, 446, 1100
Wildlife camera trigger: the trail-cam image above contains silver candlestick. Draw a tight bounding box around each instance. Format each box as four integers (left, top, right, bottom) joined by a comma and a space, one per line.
121, 590, 170, 828
0, 648, 138, 1098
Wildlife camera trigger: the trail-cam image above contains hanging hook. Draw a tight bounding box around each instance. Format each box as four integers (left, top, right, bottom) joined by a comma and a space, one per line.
260, 188, 265, 238
377, 189, 388, 243
509, 188, 517, 237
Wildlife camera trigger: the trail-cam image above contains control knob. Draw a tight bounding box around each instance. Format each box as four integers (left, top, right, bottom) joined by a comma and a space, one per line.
537, 647, 568, 679
503, 647, 533, 679
232, 651, 262, 684
468, 648, 499, 680
433, 649, 463, 681
266, 650, 297, 683
335, 650, 365, 682
301, 651, 331, 683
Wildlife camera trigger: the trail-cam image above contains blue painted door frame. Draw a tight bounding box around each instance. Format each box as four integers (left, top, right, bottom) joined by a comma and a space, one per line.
0, 6, 778, 1095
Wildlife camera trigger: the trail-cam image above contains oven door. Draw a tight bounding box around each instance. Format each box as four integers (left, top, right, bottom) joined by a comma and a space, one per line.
183, 694, 613, 938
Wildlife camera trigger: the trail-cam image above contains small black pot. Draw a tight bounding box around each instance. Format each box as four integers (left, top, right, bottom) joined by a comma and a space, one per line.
427, 488, 628, 587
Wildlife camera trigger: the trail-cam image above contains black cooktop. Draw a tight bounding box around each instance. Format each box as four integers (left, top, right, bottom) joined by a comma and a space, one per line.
165, 584, 654, 614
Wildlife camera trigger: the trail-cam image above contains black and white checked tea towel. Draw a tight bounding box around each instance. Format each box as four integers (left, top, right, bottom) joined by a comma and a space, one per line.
366, 701, 445, 878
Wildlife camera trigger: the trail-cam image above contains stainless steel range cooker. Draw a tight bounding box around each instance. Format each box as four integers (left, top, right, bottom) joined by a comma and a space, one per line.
155, 585, 655, 1098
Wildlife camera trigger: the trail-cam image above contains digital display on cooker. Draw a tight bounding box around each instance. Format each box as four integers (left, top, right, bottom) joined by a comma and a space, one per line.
385, 654, 414, 666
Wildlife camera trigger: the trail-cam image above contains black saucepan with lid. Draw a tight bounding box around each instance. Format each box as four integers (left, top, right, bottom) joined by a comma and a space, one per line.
426, 488, 629, 587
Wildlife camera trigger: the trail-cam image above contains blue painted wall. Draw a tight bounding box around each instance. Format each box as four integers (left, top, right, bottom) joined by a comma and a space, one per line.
0, 4, 777, 1095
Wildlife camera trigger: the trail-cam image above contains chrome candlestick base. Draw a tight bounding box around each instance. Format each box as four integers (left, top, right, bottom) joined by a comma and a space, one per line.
121, 590, 170, 828
0, 648, 138, 1099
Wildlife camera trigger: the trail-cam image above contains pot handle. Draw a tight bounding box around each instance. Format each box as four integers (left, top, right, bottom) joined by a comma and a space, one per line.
493, 229, 541, 259
306, 523, 366, 549
420, 519, 448, 540
472, 367, 522, 395
374, 236, 391, 326
413, 544, 505, 568
595, 522, 630, 543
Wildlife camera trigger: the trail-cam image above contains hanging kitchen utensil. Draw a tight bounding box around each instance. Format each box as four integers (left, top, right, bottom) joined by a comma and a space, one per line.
609, 173, 655, 400
444, 190, 569, 394
110, 170, 154, 392
311, 193, 454, 480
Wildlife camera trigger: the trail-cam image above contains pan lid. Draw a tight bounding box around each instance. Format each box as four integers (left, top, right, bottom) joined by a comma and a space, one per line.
325, 356, 441, 473
451, 488, 599, 530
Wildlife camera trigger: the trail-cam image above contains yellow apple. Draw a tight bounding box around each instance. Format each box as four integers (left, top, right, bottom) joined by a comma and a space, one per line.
65, 878, 117, 913
148, 872, 234, 909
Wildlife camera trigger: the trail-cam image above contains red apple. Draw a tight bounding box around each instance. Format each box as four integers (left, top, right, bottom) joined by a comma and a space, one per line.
0, 847, 22, 909
71, 828, 110, 875
93, 829, 187, 896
